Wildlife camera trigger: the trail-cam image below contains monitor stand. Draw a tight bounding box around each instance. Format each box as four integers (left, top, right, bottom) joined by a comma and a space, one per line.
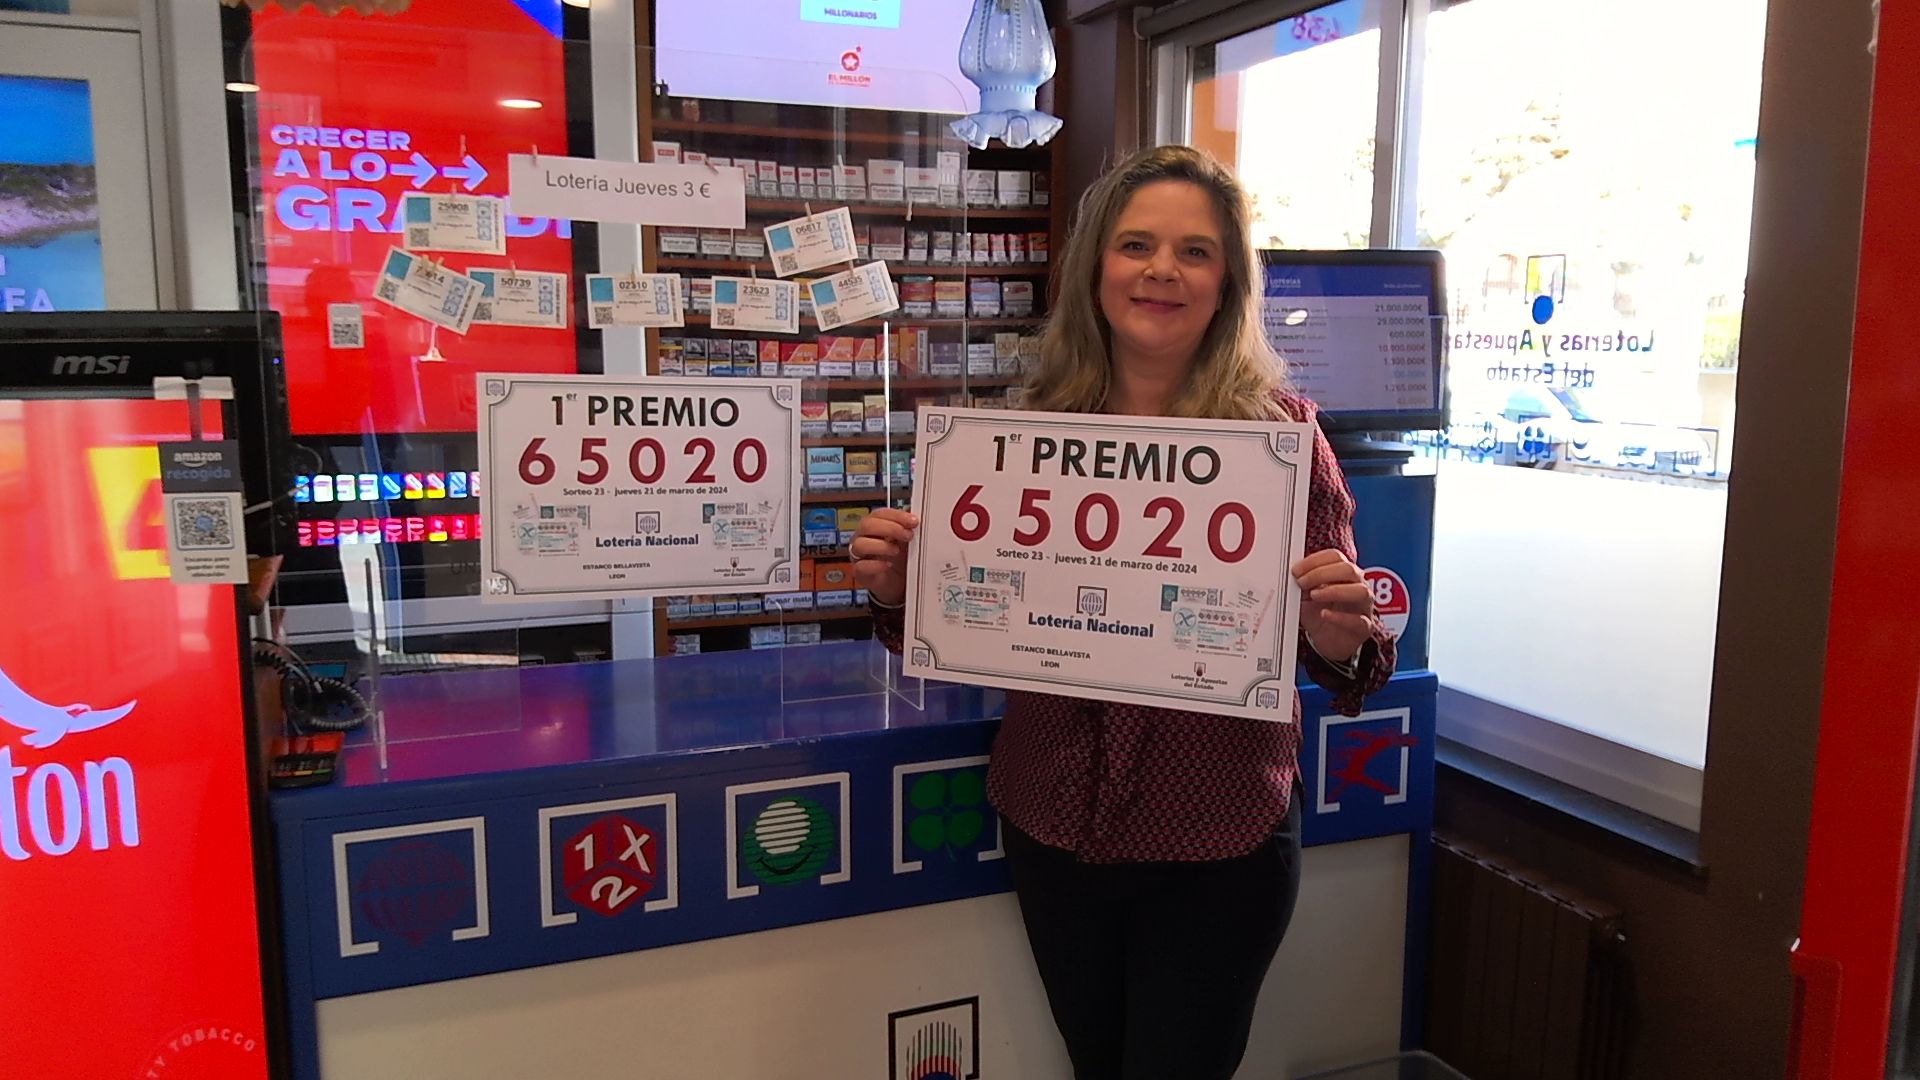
1329, 434, 1418, 474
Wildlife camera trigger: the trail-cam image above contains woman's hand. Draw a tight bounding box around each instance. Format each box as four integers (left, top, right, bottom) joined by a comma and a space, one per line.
1291, 549, 1376, 664
849, 508, 919, 607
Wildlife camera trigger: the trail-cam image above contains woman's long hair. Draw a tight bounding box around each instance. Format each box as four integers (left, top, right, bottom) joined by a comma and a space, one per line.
1024, 145, 1291, 422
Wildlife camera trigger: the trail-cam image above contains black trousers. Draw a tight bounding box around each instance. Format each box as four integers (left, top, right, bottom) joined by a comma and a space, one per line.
1003, 794, 1304, 1080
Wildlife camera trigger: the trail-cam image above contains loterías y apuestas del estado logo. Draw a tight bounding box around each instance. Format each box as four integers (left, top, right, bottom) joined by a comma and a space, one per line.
0, 664, 141, 861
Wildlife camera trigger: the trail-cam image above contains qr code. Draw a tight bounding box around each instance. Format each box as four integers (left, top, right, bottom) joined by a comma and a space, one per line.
173, 498, 234, 549
1257, 657, 1275, 674
406, 226, 432, 248
715, 308, 736, 328
375, 278, 400, 302
592, 305, 615, 325
472, 301, 494, 323
330, 322, 362, 349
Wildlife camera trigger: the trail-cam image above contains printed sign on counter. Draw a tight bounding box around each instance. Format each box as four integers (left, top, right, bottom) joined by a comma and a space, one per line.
903, 408, 1314, 721
478, 374, 801, 601
508, 153, 748, 229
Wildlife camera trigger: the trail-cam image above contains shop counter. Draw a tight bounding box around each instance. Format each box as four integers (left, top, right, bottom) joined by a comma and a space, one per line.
273, 641, 1437, 1079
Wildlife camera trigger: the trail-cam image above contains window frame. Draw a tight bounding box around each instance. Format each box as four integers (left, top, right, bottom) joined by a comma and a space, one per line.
1148, 0, 1734, 830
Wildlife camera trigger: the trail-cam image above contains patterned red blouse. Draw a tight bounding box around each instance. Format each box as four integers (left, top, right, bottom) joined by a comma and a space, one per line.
874, 392, 1397, 863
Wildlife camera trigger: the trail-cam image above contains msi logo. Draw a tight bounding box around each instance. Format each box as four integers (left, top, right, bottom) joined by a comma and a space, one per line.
52, 354, 132, 376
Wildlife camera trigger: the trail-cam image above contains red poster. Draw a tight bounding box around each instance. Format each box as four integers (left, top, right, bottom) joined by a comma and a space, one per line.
0, 398, 270, 1079
249, 1, 577, 436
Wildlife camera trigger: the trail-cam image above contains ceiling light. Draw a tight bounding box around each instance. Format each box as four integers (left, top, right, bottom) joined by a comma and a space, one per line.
500, 98, 544, 110
225, 81, 261, 93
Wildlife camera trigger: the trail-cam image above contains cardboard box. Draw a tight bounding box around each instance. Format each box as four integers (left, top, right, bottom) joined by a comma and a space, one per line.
865, 393, 890, 434
835, 164, 867, 202
867, 159, 905, 203
872, 225, 907, 262
900, 275, 935, 317
935, 280, 967, 318
997, 170, 1032, 208
845, 451, 878, 489
830, 399, 865, 436
781, 341, 820, 378
659, 228, 700, 255
970, 278, 1003, 318
1004, 280, 1036, 317
968, 342, 998, 376
906, 166, 940, 205
930, 342, 964, 376
937, 150, 963, 205
800, 400, 829, 436
804, 507, 839, 545
836, 506, 870, 542
670, 634, 702, 656
964, 169, 997, 207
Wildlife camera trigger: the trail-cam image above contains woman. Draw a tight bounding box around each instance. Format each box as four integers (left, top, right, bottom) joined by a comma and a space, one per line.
852, 145, 1396, 1079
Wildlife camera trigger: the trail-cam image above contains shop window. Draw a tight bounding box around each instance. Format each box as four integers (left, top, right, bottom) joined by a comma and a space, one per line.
1184, 0, 1381, 249
1415, 0, 1765, 786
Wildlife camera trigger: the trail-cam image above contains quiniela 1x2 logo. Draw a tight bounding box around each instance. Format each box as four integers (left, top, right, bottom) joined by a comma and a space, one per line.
0, 664, 141, 860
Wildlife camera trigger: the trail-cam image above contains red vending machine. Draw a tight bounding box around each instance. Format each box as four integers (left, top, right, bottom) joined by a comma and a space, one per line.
0, 366, 280, 1075
1790, 2, 1920, 1077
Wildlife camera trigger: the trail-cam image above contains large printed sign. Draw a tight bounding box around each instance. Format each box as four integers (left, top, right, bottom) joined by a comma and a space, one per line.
903, 408, 1314, 721
250, 2, 577, 435
478, 375, 802, 600
0, 398, 269, 1078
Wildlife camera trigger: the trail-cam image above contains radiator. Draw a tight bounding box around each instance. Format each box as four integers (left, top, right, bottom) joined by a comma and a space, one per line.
1425, 833, 1632, 1080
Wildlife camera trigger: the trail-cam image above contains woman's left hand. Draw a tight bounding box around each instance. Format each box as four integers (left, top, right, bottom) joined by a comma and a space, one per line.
1291, 549, 1377, 664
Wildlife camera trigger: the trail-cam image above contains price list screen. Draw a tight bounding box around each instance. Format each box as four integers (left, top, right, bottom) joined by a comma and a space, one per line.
1258, 258, 1443, 421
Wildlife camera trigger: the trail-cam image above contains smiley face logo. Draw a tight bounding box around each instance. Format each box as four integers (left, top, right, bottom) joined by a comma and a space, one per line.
741, 797, 836, 886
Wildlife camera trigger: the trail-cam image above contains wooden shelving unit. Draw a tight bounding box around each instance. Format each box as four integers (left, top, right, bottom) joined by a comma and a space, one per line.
642, 91, 1061, 657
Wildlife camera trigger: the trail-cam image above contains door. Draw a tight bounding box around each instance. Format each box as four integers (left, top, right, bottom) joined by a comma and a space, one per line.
0, 18, 159, 311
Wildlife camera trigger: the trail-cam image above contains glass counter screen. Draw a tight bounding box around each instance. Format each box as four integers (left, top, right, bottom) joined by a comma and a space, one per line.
1259, 255, 1444, 425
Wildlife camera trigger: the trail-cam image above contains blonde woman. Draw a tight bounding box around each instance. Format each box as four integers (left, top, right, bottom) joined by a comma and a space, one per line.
853, 145, 1396, 1079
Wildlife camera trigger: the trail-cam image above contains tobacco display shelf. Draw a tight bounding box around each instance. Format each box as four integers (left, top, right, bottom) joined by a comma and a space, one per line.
657, 257, 1032, 279
801, 488, 908, 505
682, 314, 1043, 330
666, 608, 872, 631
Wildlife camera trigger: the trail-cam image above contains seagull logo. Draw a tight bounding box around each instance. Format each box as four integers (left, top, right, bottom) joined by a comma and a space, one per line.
0, 665, 136, 749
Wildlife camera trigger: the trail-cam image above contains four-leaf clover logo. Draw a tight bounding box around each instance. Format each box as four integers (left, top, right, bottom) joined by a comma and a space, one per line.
908, 768, 987, 859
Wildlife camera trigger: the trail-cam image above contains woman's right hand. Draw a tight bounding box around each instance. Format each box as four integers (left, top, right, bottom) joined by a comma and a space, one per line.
849, 508, 918, 607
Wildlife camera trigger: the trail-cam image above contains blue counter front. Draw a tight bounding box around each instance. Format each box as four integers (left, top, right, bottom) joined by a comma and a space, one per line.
273, 472, 1439, 1080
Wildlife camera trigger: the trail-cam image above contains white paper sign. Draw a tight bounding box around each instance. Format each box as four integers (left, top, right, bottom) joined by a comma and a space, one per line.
478, 374, 803, 601
712, 276, 799, 334
470, 268, 569, 328
903, 408, 1316, 721
374, 248, 482, 334
585, 273, 684, 328
809, 262, 899, 331
327, 303, 364, 349
401, 192, 507, 255
508, 153, 747, 229
765, 207, 857, 277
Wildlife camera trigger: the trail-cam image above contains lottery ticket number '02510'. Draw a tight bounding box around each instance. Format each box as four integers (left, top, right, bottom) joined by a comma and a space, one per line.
903, 407, 1316, 722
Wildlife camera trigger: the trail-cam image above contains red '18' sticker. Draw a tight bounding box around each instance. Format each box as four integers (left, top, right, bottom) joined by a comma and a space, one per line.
1363, 567, 1411, 641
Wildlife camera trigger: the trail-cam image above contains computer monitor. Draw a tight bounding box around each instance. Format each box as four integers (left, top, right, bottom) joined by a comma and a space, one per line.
0, 311, 295, 556
1257, 249, 1449, 434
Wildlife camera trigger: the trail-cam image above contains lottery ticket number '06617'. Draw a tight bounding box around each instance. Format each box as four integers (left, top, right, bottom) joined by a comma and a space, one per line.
903, 407, 1316, 722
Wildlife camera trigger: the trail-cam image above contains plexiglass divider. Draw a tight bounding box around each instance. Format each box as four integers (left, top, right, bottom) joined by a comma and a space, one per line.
227, 31, 1034, 751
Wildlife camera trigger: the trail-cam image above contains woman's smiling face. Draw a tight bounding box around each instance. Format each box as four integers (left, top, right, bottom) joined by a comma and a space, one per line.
1098, 179, 1229, 369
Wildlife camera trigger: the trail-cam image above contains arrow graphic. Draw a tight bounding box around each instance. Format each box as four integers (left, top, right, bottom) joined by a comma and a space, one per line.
442, 155, 489, 191
391, 152, 436, 188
